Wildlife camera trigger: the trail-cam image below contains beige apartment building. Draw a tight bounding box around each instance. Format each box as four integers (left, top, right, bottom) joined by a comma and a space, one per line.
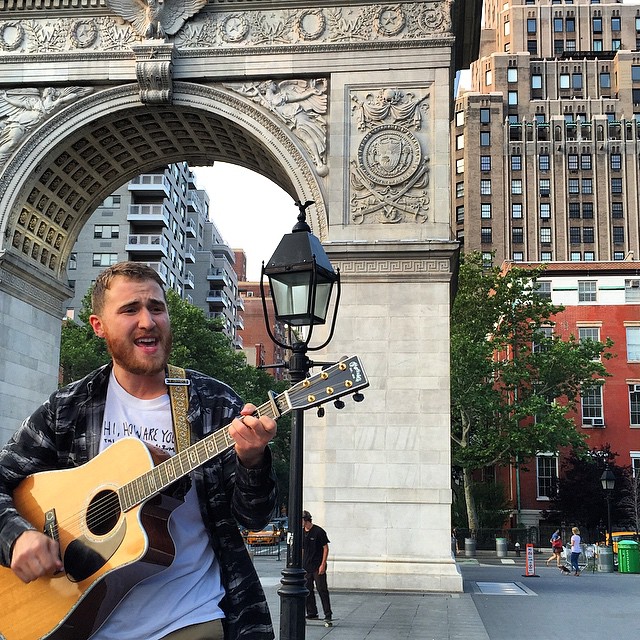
453, 0, 640, 265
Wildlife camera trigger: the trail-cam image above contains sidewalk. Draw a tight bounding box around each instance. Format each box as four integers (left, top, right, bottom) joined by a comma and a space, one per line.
255, 552, 640, 640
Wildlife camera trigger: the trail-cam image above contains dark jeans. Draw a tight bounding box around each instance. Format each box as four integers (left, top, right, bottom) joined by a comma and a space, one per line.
570, 551, 581, 573
305, 569, 332, 619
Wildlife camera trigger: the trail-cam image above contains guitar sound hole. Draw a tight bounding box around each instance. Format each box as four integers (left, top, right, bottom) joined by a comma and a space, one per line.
87, 489, 121, 536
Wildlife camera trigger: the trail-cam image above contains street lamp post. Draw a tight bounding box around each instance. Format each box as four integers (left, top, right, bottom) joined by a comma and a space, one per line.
600, 466, 616, 549
261, 200, 340, 640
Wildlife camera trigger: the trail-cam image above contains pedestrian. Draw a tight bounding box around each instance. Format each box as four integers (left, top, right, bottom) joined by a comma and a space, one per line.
570, 526, 582, 576
545, 529, 563, 568
302, 510, 332, 623
0, 261, 278, 640
451, 528, 459, 556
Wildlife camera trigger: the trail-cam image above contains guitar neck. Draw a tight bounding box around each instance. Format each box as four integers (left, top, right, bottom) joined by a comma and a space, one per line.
118, 393, 289, 512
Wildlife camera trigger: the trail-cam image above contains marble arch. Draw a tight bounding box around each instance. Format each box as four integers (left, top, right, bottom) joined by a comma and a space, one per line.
0, 0, 482, 592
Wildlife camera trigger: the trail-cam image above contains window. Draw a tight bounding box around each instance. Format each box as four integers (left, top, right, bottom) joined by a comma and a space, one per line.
68, 252, 77, 270
566, 17, 575, 32
511, 155, 522, 171
512, 252, 523, 262
456, 182, 464, 198
537, 455, 558, 499
455, 110, 464, 126
578, 280, 597, 302
633, 66, 640, 82
611, 16, 621, 31
485, 70, 492, 86
481, 227, 492, 243
539, 179, 550, 196
480, 108, 490, 124
581, 154, 592, 170
480, 179, 491, 195
570, 227, 581, 244
612, 39, 621, 51
480, 131, 491, 146
531, 74, 542, 89
630, 385, 640, 426
611, 154, 622, 170
593, 17, 602, 33
571, 252, 582, 261
579, 326, 600, 344
512, 203, 523, 219
511, 179, 523, 195
541, 251, 552, 262
568, 178, 580, 194
559, 74, 570, 90
480, 155, 491, 171
456, 158, 464, 174
540, 203, 551, 219
565, 39, 576, 52
482, 252, 493, 267
614, 251, 625, 260
612, 202, 623, 218
100, 195, 121, 208
583, 227, 594, 243
581, 386, 604, 427
512, 227, 524, 244
569, 202, 581, 218
481, 203, 492, 219
554, 17, 563, 32
456, 205, 464, 223
540, 227, 551, 244
613, 226, 625, 244
600, 72, 611, 88
455, 134, 464, 150
508, 68, 518, 83
582, 178, 593, 195
584, 251, 595, 261
554, 40, 564, 56
92, 253, 118, 267
528, 40, 538, 55
94, 225, 119, 239
627, 327, 640, 361
535, 282, 552, 300
572, 73, 583, 90
568, 154, 579, 170
527, 18, 537, 34
583, 202, 593, 218
539, 154, 550, 171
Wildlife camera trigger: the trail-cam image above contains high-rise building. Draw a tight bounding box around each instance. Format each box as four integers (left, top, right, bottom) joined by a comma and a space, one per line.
453, 0, 640, 266
66, 163, 243, 348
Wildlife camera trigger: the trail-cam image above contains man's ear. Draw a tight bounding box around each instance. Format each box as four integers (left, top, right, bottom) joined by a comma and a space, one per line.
89, 314, 105, 338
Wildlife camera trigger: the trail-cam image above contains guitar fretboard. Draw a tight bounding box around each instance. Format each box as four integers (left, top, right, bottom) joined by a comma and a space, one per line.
118, 393, 289, 511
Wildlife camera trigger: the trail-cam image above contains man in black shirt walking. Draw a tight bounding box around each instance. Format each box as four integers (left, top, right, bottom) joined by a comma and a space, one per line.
302, 510, 332, 623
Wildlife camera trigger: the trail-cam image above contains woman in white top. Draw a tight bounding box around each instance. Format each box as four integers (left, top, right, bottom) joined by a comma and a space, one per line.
570, 526, 582, 576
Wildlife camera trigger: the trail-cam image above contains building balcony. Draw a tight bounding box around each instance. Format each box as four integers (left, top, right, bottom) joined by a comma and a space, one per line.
185, 244, 196, 263
235, 315, 244, 331
186, 219, 197, 238
127, 203, 170, 227
184, 270, 195, 289
144, 261, 168, 283
128, 174, 171, 197
126, 234, 168, 256
206, 290, 231, 308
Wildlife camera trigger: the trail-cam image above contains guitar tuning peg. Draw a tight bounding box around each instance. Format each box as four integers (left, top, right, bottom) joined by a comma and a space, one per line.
317, 407, 325, 418
333, 399, 345, 410
353, 392, 364, 403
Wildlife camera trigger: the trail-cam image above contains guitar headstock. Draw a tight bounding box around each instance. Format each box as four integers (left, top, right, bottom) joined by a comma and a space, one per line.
286, 356, 369, 412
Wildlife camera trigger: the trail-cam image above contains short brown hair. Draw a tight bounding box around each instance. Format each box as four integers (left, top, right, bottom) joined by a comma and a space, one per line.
92, 261, 166, 315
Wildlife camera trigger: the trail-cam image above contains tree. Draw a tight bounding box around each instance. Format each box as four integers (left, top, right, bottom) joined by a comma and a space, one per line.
450, 252, 612, 534
60, 287, 292, 502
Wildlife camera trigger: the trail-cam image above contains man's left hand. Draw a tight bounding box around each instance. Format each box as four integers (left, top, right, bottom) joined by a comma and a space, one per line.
229, 404, 277, 468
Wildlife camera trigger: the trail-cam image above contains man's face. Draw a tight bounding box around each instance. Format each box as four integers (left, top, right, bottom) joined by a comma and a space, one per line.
89, 276, 172, 377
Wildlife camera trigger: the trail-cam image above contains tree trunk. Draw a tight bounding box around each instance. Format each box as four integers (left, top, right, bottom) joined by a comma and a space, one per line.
463, 467, 479, 536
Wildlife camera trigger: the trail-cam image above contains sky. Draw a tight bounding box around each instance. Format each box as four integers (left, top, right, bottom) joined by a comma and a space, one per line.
192, 164, 296, 281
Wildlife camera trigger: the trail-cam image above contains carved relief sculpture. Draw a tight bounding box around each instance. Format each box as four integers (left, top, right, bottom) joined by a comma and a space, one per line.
105, 0, 208, 39
0, 87, 93, 165
225, 79, 328, 176
350, 87, 430, 224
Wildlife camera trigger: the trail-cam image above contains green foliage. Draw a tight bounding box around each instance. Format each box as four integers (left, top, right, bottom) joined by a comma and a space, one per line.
59, 285, 292, 503
451, 252, 613, 530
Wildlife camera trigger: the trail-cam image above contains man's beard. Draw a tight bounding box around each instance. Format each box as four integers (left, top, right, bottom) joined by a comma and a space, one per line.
104, 329, 173, 377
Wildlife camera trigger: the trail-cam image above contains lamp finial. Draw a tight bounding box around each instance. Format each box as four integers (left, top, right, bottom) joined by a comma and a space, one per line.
293, 200, 314, 232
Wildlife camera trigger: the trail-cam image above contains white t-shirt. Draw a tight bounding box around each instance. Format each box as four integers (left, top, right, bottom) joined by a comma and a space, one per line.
570, 534, 581, 553
91, 373, 225, 640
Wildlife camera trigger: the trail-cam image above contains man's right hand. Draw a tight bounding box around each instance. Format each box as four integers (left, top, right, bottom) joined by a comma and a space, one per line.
10, 530, 63, 583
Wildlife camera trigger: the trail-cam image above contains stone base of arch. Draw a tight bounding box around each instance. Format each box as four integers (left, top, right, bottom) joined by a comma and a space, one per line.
304, 239, 462, 593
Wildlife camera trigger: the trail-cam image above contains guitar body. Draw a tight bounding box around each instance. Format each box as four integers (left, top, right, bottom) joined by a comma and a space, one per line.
0, 438, 179, 640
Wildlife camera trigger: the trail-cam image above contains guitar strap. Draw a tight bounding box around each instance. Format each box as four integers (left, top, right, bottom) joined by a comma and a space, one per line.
166, 364, 191, 453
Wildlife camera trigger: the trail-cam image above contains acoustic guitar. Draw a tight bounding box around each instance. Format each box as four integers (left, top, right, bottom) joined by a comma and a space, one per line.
0, 356, 368, 640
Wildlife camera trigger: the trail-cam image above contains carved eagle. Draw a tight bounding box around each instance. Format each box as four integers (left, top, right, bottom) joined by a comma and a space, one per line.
106, 0, 208, 39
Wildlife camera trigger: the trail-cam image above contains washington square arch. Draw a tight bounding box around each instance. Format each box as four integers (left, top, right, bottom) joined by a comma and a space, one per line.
0, 0, 481, 592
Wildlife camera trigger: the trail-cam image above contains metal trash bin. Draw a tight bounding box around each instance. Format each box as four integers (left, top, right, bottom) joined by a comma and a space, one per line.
597, 545, 614, 573
617, 540, 640, 573
496, 537, 508, 558
465, 537, 476, 557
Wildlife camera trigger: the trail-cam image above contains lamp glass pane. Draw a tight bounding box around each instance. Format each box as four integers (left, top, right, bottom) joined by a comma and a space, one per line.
314, 281, 333, 322
270, 272, 313, 322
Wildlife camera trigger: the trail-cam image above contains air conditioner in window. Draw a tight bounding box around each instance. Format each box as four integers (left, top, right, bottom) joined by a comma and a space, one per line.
583, 417, 605, 427
630, 280, 640, 288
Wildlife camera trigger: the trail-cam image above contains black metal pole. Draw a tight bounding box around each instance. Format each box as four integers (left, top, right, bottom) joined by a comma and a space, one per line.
279, 343, 310, 640
607, 493, 612, 549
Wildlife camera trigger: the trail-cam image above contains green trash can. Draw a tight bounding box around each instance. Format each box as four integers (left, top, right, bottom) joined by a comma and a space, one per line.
617, 540, 640, 573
